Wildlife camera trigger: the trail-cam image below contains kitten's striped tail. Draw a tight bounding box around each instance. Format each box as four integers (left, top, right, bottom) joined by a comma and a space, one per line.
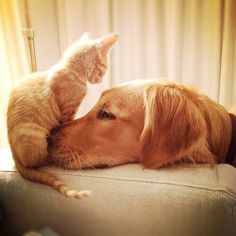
15, 162, 91, 199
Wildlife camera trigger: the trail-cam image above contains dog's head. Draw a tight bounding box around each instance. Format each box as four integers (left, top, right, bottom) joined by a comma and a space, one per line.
50, 79, 230, 169
50, 80, 146, 169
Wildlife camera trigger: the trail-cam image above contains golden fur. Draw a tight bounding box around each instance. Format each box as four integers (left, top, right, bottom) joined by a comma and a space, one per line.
7, 33, 118, 199
50, 79, 235, 173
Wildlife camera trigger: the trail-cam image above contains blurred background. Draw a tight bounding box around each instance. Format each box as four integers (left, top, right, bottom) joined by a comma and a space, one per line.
0, 0, 236, 148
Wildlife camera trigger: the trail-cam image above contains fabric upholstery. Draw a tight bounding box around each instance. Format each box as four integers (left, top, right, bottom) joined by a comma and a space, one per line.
0, 149, 236, 236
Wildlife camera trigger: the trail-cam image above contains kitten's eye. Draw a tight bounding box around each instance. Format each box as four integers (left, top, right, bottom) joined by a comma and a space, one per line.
97, 110, 116, 120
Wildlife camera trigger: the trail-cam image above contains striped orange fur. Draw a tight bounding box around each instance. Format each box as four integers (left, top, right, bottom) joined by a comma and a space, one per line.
7, 33, 118, 198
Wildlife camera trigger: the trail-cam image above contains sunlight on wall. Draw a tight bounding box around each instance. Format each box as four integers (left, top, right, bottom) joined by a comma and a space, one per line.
0, 0, 29, 148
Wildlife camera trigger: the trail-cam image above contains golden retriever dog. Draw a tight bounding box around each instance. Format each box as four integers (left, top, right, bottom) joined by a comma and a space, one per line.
49, 79, 236, 171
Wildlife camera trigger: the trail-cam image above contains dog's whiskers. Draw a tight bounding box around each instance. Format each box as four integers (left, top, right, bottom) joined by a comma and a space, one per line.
77, 156, 83, 173
52, 147, 98, 170
79, 154, 97, 170
71, 150, 84, 175
73, 150, 97, 170
71, 146, 97, 170
69, 150, 80, 170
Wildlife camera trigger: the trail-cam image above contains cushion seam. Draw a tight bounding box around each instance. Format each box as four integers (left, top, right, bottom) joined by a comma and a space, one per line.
1, 171, 235, 200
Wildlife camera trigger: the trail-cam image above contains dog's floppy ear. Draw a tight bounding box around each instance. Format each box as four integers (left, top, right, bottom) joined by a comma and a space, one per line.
140, 83, 207, 168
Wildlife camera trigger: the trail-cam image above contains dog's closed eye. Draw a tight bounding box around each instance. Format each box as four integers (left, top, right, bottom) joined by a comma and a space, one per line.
97, 109, 116, 120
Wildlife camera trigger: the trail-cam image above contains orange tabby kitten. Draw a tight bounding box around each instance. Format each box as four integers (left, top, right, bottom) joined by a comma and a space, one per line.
7, 33, 118, 199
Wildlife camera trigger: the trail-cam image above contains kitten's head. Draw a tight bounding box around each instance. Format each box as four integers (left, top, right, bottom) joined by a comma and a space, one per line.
63, 33, 118, 84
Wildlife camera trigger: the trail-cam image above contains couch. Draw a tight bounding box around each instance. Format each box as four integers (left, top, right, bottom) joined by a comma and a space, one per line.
0, 149, 236, 236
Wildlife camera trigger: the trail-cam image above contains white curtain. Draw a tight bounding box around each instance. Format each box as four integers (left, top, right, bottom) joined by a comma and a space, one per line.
56, 0, 236, 110
0, 0, 236, 147
0, 0, 29, 148
218, 0, 236, 106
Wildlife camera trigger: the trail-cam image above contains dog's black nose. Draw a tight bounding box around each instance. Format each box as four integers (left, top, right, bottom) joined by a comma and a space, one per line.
46, 136, 54, 150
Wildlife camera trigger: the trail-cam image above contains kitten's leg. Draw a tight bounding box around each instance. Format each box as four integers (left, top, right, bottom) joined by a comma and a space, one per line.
50, 72, 87, 123
9, 123, 50, 168
60, 102, 82, 123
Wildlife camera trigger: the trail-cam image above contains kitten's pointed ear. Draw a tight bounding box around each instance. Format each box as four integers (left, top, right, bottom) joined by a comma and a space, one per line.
79, 33, 92, 43
97, 33, 118, 54
140, 84, 207, 168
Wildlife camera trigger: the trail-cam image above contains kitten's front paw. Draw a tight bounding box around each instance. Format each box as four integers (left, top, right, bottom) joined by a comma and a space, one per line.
60, 107, 76, 123
89, 76, 103, 84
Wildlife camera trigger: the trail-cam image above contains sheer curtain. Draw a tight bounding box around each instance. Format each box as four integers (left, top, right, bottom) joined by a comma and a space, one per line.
218, 0, 236, 106
0, 0, 29, 148
56, 0, 236, 110
0, 0, 236, 147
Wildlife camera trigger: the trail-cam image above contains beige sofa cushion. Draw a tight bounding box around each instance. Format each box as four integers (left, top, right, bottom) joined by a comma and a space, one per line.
0, 149, 236, 236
